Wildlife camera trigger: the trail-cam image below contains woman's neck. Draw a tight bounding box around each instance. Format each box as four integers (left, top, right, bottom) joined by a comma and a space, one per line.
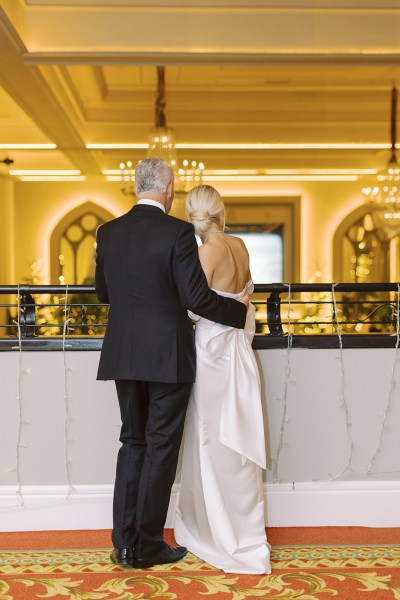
203, 224, 224, 243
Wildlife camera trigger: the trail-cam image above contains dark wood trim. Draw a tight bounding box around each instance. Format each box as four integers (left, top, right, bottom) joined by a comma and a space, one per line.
0, 334, 398, 352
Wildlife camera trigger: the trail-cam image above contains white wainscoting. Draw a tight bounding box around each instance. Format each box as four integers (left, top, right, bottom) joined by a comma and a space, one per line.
1, 348, 400, 531
1, 481, 400, 531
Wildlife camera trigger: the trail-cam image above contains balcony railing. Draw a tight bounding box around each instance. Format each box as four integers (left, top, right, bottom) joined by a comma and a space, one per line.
0, 283, 399, 349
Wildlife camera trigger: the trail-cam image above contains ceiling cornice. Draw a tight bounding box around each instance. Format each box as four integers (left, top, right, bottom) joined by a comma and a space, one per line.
23, 52, 400, 67
22, 0, 400, 9
20, 4, 400, 57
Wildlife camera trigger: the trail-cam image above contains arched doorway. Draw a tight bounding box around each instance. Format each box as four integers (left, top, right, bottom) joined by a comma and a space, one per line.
333, 205, 395, 283
50, 201, 114, 284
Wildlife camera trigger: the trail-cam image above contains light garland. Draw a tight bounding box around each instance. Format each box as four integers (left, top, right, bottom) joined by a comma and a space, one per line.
328, 283, 354, 480
62, 286, 75, 499
2, 282, 400, 512
272, 283, 293, 483
11, 286, 25, 506
366, 283, 400, 474
3, 287, 77, 510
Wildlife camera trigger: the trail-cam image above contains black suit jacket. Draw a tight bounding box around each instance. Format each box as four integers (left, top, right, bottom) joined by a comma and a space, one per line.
95, 204, 246, 383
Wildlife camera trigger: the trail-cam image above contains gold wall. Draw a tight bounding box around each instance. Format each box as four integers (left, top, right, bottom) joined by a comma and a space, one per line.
0, 176, 365, 285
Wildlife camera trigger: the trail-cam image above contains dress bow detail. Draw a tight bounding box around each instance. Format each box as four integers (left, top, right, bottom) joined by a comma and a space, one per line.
205, 304, 266, 469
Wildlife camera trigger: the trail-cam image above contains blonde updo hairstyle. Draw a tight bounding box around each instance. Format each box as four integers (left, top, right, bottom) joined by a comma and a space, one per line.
186, 185, 225, 239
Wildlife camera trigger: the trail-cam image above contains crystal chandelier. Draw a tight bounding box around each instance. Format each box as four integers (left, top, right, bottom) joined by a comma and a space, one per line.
119, 160, 135, 197
118, 67, 205, 214
363, 87, 400, 238
147, 67, 176, 165
147, 67, 204, 217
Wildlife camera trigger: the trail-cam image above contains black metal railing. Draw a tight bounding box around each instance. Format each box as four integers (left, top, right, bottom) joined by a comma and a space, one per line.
0, 283, 399, 349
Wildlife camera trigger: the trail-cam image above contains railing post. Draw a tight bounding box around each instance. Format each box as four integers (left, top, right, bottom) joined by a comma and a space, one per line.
267, 291, 284, 335
20, 288, 36, 338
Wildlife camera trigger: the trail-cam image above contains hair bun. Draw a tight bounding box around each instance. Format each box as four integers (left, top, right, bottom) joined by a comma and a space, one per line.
189, 209, 210, 221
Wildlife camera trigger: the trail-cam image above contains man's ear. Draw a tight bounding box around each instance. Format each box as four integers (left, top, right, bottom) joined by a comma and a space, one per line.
166, 180, 173, 199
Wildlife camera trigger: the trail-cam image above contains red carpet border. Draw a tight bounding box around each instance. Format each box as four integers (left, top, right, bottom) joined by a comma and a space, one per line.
0, 529, 400, 599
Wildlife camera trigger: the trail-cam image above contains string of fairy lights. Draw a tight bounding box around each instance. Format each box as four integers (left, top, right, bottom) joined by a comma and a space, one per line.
4, 284, 400, 508
271, 283, 400, 484
272, 283, 292, 483
11, 286, 24, 506
5, 286, 77, 507
329, 283, 353, 480
62, 286, 75, 499
367, 283, 400, 475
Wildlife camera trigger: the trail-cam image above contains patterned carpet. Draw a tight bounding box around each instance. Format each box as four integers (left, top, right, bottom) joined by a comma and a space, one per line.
1, 531, 400, 599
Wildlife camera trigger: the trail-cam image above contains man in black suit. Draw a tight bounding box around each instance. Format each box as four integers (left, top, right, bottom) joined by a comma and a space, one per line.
96, 158, 247, 569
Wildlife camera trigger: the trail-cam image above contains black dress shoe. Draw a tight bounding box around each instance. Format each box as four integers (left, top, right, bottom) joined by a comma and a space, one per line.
110, 548, 135, 567
133, 542, 188, 569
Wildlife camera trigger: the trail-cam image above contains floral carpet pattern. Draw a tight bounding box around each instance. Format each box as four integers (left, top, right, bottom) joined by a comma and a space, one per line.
1, 544, 400, 599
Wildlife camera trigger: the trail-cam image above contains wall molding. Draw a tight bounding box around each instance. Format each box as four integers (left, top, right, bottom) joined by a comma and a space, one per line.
1, 481, 399, 531
23, 52, 400, 67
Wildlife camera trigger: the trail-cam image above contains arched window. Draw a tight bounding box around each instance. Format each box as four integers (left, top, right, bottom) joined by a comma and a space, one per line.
50, 201, 114, 284
333, 206, 396, 282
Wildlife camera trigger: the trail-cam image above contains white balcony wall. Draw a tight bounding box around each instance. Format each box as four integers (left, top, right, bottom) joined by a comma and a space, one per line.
1, 347, 400, 530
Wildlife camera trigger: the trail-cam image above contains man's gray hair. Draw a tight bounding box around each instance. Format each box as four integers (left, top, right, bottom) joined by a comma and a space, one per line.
135, 158, 174, 195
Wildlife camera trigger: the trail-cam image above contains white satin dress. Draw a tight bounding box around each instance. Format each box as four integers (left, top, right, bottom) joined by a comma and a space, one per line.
174, 281, 271, 575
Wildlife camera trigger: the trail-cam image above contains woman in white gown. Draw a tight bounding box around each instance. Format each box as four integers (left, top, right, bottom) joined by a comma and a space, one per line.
174, 185, 271, 575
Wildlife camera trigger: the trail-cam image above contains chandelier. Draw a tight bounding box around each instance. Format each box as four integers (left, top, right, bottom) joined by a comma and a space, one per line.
119, 160, 135, 197
118, 67, 204, 216
363, 87, 400, 238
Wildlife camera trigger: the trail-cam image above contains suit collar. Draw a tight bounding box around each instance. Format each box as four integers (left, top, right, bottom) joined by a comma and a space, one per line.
137, 199, 166, 213
132, 204, 166, 214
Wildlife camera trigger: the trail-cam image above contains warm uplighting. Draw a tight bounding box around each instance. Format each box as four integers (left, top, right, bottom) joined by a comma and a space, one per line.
86, 143, 147, 149
10, 170, 81, 176
0, 143, 57, 149
203, 169, 376, 176
87, 142, 395, 151
177, 143, 392, 150
203, 175, 358, 182
19, 176, 86, 181
263, 169, 376, 175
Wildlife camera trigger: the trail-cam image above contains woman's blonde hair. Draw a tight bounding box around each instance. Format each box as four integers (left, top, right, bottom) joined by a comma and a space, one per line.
186, 185, 225, 238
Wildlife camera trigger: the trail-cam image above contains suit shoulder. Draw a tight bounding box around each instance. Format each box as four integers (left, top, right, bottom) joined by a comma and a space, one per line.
165, 214, 194, 234
99, 211, 132, 233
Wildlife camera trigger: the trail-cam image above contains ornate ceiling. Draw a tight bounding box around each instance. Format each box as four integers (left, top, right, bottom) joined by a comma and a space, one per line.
1, 0, 400, 181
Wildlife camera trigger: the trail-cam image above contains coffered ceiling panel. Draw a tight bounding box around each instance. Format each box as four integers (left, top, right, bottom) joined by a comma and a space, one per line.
101, 66, 155, 90
1, 1, 400, 181
0, 86, 53, 143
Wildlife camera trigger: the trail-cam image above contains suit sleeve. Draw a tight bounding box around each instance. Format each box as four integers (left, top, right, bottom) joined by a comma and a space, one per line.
172, 223, 247, 329
95, 226, 109, 304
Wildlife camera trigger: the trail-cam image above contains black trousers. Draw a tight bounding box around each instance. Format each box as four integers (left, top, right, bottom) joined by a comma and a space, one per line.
112, 379, 192, 557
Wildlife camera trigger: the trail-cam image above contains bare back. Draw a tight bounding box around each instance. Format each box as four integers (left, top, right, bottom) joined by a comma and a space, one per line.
198, 232, 250, 294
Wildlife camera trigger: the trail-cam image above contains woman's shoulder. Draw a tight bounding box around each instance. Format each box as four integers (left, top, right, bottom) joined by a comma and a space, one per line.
198, 241, 215, 260
226, 234, 250, 260
228, 233, 248, 250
